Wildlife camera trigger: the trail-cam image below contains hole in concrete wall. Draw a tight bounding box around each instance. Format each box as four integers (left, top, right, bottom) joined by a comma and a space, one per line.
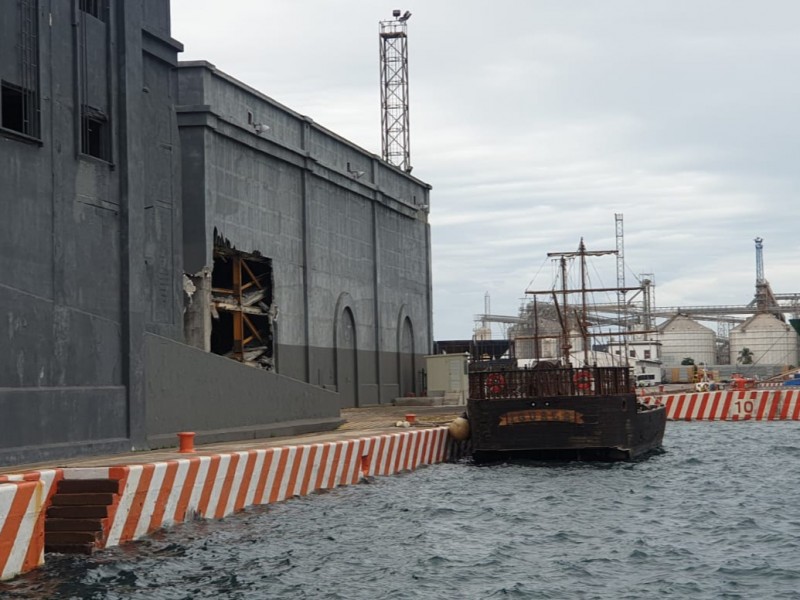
211, 231, 274, 370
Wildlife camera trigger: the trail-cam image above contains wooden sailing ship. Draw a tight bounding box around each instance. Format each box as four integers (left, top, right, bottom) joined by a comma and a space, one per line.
466, 239, 667, 462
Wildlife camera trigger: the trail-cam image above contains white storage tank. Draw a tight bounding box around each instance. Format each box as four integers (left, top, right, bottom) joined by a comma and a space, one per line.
657, 314, 716, 366
729, 313, 798, 366
473, 326, 492, 341
511, 316, 561, 360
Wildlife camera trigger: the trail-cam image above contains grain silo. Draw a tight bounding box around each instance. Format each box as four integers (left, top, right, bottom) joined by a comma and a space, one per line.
657, 314, 716, 366
510, 301, 564, 361
729, 313, 798, 366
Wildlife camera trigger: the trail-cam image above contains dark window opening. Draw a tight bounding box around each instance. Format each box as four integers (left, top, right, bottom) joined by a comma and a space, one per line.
79, 0, 107, 21
211, 234, 274, 370
81, 106, 110, 160
1, 82, 39, 138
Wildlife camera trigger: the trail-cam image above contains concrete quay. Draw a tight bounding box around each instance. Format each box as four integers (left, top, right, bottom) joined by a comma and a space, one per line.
0, 406, 463, 582
641, 388, 800, 421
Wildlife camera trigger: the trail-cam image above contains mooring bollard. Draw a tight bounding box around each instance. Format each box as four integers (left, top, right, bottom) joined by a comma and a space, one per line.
177, 431, 196, 453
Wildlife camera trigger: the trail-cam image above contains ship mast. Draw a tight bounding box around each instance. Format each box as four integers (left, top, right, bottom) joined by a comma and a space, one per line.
580, 239, 590, 367
560, 256, 571, 365
525, 238, 624, 367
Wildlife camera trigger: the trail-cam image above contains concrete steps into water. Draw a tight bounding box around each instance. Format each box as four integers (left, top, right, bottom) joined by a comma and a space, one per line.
1, 406, 463, 581
44, 479, 121, 555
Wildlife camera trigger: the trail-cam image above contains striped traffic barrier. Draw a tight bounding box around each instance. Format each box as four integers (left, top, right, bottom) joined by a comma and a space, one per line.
0, 470, 61, 581
642, 389, 800, 421
0, 428, 451, 580
60, 428, 450, 549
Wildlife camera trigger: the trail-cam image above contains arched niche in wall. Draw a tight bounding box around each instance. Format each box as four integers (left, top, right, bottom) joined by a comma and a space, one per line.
334, 293, 359, 409
397, 305, 416, 398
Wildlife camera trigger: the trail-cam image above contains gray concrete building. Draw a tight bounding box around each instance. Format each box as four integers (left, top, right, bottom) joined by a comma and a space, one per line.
177, 62, 433, 409
0, 0, 433, 467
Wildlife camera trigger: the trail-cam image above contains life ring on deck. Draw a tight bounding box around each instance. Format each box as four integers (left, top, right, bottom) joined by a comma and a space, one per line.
486, 373, 506, 395
573, 369, 593, 391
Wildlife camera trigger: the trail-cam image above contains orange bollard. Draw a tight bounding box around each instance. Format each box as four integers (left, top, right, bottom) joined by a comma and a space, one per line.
177, 431, 196, 453
405, 413, 416, 424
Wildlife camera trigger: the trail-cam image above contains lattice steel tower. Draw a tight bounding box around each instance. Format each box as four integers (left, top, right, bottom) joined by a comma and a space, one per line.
755, 237, 765, 284
615, 213, 627, 338
379, 10, 412, 172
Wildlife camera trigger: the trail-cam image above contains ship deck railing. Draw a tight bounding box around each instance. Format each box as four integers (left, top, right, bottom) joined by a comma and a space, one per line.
468, 366, 634, 400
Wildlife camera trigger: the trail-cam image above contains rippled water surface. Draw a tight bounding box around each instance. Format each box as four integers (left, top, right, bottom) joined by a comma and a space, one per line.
4, 422, 800, 599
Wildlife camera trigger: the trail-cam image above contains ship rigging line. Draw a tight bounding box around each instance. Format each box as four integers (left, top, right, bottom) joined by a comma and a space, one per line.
524, 255, 554, 296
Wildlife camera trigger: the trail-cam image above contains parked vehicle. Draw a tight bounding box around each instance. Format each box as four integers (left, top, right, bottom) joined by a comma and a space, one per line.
636, 373, 658, 387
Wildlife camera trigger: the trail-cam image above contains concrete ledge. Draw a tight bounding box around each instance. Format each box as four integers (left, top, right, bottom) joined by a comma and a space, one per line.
147, 416, 345, 449
392, 396, 465, 408
0, 439, 132, 471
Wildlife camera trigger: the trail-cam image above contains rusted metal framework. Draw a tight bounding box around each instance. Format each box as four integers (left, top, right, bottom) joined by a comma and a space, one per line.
211, 247, 274, 369
469, 366, 633, 400
379, 11, 411, 172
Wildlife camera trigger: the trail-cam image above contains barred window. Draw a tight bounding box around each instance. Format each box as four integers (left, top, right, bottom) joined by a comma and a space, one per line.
79, 0, 107, 21
1, 82, 38, 137
77, 0, 112, 160
81, 105, 110, 160
0, 0, 40, 139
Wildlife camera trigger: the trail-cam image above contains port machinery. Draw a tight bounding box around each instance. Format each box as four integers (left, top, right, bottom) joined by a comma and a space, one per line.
475, 235, 800, 341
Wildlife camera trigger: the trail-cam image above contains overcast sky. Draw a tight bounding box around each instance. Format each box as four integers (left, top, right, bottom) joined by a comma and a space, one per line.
171, 1, 799, 341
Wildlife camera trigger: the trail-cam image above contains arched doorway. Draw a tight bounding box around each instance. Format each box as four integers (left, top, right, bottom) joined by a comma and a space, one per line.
398, 316, 415, 398
336, 306, 358, 408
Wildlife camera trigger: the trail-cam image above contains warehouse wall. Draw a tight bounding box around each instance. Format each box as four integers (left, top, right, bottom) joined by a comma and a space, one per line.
0, 0, 183, 466
177, 62, 433, 408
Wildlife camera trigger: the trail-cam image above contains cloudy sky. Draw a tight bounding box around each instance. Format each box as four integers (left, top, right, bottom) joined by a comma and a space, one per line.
171, 1, 799, 341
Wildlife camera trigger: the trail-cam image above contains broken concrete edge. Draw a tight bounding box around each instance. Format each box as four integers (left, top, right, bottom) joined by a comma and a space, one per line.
0, 427, 455, 582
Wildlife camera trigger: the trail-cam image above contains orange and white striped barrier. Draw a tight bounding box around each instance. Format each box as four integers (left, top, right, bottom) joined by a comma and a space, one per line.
642, 389, 800, 421
0, 470, 61, 581
0, 428, 450, 580
64, 428, 450, 549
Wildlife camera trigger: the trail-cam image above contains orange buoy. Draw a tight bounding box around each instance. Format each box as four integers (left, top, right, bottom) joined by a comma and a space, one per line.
574, 370, 593, 390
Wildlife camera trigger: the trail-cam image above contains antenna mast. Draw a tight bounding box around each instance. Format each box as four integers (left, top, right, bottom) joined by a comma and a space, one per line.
379, 10, 412, 172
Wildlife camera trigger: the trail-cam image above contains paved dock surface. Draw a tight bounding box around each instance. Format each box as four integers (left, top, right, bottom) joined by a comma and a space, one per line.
0, 405, 464, 474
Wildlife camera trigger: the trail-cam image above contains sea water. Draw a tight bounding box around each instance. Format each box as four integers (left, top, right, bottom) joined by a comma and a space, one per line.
4, 422, 800, 599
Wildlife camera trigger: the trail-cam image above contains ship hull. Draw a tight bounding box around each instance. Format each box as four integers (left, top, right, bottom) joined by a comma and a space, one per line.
467, 393, 666, 463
